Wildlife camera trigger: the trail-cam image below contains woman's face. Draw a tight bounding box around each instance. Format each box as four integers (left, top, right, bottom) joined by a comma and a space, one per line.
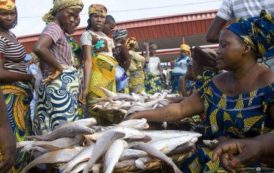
57, 8, 82, 34
216, 29, 245, 70
0, 9, 17, 30
91, 14, 106, 31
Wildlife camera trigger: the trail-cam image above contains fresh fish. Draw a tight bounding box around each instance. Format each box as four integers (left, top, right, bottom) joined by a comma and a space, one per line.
21, 147, 83, 173
104, 139, 128, 173
143, 130, 201, 141
135, 157, 151, 169
120, 148, 148, 161
112, 126, 148, 140
131, 143, 182, 173
83, 130, 125, 173
118, 118, 149, 129
18, 137, 82, 152
60, 144, 95, 173
28, 124, 94, 141
101, 87, 117, 97
149, 136, 198, 154
115, 159, 135, 169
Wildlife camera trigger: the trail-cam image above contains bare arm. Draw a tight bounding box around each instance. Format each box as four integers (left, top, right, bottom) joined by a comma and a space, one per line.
206, 16, 227, 43
0, 90, 16, 173
129, 91, 204, 122
0, 54, 32, 82
33, 35, 63, 71
79, 45, 92, 104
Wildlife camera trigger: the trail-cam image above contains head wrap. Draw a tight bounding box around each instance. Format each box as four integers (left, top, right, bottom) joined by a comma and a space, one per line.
180, 44, 191, 52
0, 0, 15, 11
126, 37, 138, 49
113, 28, 128, 41
227, 10, 274, 60
43, 0, 83, 23
88, 4, 107, 16
192, 46, 217, 71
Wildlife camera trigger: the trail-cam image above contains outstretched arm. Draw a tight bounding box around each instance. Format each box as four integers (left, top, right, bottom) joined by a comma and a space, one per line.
128, 91, 204, 122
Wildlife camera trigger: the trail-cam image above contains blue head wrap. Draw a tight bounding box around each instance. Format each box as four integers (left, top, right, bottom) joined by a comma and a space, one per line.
227, 10, 274, 60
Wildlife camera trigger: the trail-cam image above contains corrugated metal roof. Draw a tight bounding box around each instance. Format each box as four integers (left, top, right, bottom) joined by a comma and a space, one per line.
18, 10, 217, 53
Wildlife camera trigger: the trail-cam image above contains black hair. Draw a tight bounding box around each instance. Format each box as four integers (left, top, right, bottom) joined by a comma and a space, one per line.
86, 14, 93, 30
105, 14, 115, 24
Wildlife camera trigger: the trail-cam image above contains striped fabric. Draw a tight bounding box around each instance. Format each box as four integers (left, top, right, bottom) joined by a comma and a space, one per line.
0, 35, 27, 73
217, 0, 274, 20
40, 23, 72, 77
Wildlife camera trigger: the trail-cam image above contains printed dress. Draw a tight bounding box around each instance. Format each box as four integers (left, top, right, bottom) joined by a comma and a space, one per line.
181, 73, 274, 173
0, 34, 32, 173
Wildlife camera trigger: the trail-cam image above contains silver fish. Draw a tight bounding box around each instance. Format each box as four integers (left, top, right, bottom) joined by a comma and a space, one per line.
120, 148, 148, 161
131, 143, 182, 173
21, 147, 83, 173
83, 130, 125, 173
118, 118, 149, 129
60, 143, 95, 173
29, 124, 94, 141
143, 130, 201, 141
104, 139, 128, 173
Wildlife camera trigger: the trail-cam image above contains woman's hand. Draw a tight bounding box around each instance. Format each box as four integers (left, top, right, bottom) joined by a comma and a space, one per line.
0, 140, 16, 173
212, 138, 263, 172
79, 87, 88, 104
42, 69, 62, 84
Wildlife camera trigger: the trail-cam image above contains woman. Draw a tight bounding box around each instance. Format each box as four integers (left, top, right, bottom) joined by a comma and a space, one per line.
171, 43, 191, 93
145, 43, 163, 94
126, 37, 147, 94
113, 28, 130, 92
0, 1, 33, 172
80, 4, 117, 104
33, 0, 83, 135
129, 11, 274, 172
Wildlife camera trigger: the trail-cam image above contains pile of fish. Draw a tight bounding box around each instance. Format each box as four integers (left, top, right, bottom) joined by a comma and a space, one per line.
18, 118, 201, 173
90, 87, 173, 118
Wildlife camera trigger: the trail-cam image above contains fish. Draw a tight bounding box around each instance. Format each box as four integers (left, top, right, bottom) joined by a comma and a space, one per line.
104, 139, 128, 173
101, 87, 117, 97
28, 124, 94, 141
83, 130, 125, 173
120, 148, 148, 161
115, 159, 135, 169
143, 130, 201, 141
135, 157, 151, 169
148, 136, 198, 154
60, 143, 95, 173
118, 118, 149, 129
131, 143, 182, 173
21, 147, 83, 173
18, 137, 82, 152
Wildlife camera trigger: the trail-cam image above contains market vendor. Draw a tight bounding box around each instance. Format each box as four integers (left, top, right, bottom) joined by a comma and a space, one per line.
129, 10, 274, 172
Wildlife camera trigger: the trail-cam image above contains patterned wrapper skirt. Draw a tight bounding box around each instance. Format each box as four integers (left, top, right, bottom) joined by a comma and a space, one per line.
128, 70, 145, 94
171, 72, 184, 93
34, 67, 80, 135
145, 73, 162, 94
87, 53, 118, 99
0, 81, 32, 173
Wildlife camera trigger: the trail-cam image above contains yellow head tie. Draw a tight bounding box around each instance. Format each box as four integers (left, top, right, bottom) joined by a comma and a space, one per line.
0, 0, 15, 11
88, 4, 107, 16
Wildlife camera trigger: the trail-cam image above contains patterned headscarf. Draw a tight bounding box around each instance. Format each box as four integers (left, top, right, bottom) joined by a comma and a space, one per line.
126, 37, 138, 49
113, 28, 128, 41
43, 0, 83, 23
180, 43, 191, 53
0, 0, 15, 11
227, 10, 274, 60
88, 4, 107, 16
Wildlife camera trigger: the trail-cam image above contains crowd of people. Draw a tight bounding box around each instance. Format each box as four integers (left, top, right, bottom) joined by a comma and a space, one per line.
0, 0, 273, 172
